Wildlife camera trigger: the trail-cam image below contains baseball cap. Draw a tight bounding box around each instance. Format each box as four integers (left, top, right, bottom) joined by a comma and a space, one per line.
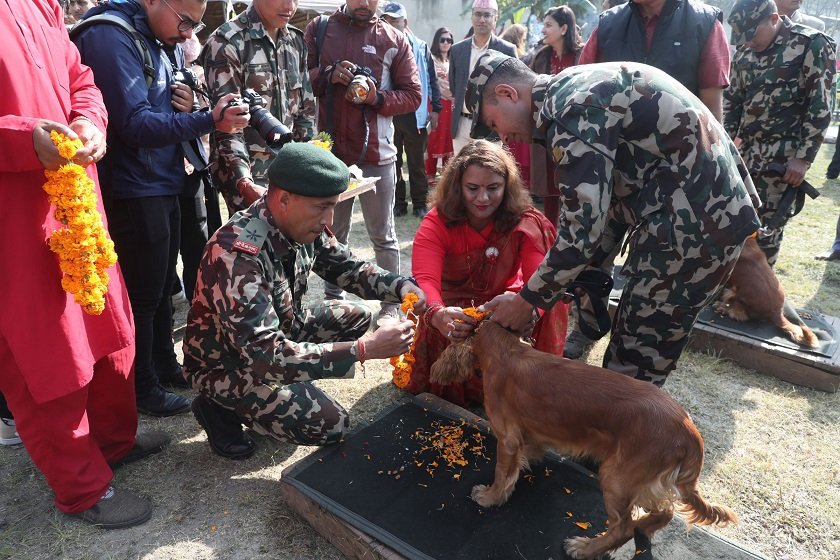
381, 2, 407, 19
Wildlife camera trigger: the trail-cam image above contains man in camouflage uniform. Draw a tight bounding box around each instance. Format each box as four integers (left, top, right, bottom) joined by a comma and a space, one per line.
183, 143, 424, 459
724, 0, 836, 266
201, 0, 316, 212
466, 53, 761, 386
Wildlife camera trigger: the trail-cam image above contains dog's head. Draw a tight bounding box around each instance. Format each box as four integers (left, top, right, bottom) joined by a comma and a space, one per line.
429, 340, 476, 385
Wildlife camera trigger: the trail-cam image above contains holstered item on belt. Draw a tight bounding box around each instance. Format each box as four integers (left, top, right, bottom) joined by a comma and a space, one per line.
564, 269, 614, 341
760, 162, 820, 234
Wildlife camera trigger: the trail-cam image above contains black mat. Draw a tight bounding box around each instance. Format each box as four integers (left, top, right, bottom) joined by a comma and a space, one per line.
695, 306, 837, 357
283, 401, 611, 560
284, 398, 768, 560
609, 275, 837, 358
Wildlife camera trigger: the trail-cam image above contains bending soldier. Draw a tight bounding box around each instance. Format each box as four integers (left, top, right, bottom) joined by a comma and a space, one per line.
466, 53, 761, 386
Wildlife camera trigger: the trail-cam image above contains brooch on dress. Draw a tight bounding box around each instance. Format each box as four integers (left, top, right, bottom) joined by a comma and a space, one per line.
485, 246, 500, 265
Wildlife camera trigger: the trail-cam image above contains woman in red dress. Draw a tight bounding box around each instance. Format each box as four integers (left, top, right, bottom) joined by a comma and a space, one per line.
528, 6, 582, 227
406, 141, 568, 408
425, 27, 455, 185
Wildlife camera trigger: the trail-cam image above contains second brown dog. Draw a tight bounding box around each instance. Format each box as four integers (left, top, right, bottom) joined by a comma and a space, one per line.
430, 321, 736, 560
713, 236, 818, 348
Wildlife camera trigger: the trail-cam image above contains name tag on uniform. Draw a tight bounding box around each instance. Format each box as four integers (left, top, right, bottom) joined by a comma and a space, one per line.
233, 239, 260, 255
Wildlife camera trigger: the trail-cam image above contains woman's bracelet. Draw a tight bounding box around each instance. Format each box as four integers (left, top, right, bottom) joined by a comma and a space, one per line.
424, 303, 444, 327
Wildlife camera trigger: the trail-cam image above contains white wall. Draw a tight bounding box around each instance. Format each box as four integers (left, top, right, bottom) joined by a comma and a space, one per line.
401, 0, 473, 45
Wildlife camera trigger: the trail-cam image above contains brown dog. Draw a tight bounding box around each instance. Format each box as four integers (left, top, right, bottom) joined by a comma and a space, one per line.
430, 322, 736, 560
713, 236, 818, 348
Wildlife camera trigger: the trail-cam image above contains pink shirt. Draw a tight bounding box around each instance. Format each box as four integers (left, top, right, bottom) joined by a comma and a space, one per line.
0, 0, 134, 403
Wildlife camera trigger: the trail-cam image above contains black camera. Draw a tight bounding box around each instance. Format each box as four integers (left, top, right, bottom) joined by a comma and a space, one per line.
173, 67, 200, 90
225, 88, 293, 149
348, 66, 377, 104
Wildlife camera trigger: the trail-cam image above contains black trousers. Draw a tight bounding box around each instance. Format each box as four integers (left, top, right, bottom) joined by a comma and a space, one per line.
0, 391, 11, 419
178, 173, 210, 301
105, 195, 181, 397
828, 124, 840, 178
393, 112, 429, 211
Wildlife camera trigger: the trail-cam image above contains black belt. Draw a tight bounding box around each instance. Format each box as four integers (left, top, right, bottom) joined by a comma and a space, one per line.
460, 112, 473, 119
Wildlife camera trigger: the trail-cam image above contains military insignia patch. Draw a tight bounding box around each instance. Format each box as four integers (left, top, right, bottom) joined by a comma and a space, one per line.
232, 219, 269, 255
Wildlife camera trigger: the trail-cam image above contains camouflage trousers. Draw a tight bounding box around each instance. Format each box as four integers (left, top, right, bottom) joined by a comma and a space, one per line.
204, 301, 370, 446
753, 173, 796, 267
603, 238, 745, 387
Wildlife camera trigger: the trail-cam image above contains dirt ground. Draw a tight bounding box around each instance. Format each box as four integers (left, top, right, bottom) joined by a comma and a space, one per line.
1, 146, 839, 560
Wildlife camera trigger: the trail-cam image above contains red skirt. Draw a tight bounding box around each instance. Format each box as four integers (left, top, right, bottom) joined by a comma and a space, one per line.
427, 98, 454, 159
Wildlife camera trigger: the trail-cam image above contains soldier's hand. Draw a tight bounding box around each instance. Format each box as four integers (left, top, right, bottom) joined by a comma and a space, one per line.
399, 281, 426, 314
480, 291, 535, 335
237, 178, 267, 206
212, 92, 250, 133
783, 158, 810, 187
361, 319, 415, 360
330, 61, 356, 86
170, 83, 195, 113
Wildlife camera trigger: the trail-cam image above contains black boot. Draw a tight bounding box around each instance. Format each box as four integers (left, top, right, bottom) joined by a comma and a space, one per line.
192, 395, 256, 460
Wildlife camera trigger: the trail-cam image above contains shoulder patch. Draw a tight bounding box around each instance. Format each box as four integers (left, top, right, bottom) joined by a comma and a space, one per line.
232, 218, 269, 255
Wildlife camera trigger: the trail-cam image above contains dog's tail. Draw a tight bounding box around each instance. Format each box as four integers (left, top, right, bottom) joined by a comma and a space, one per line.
774, 313, 820, 349
677, 488, 738, 527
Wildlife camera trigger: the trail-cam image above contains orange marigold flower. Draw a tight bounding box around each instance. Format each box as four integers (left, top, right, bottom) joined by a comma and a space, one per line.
43, 132, 117, 315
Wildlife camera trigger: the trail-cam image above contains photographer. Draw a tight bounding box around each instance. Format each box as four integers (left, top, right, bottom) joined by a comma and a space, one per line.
305, 0, 421, 320
201, 0, 316, 212
72, 0, 249, 417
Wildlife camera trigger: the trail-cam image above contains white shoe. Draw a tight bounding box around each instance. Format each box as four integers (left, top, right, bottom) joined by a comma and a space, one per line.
0, 417, 21, 446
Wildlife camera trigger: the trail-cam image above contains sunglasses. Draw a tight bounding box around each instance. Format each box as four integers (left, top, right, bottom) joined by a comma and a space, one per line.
439, 37, 453, 44
161, 0, 206, 34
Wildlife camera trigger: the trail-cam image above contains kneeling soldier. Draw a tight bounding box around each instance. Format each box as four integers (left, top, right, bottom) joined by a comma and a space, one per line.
183, 143, 424, 459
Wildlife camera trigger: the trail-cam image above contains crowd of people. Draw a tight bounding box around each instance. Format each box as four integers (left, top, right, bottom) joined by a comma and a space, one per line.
1, 0, 837, 533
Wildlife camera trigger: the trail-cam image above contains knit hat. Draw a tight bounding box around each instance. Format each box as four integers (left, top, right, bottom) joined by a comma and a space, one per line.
728, 0, 776, 45
267, 143, 349, 197
472, 0, 499, 10
465, 51, 516, 139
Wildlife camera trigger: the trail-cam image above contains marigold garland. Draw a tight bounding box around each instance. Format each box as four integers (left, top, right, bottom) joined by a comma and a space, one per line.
308, 131, 333, 151
43, 131, 117, 315
391, 298, 489, 390
390, 292, 419, 388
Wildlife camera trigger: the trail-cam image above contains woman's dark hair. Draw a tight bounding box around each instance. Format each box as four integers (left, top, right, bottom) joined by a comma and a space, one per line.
545, 6, 583, 55
430, 27, 454, 60
430, 140, 532, 233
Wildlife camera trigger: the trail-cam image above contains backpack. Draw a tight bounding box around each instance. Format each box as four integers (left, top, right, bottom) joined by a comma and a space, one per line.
69, 14, 156, 89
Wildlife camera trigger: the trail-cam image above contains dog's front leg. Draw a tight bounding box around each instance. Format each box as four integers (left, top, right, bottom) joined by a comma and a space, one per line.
471, 435, 522, 508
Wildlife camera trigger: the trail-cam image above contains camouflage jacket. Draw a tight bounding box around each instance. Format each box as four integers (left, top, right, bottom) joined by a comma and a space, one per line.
182, 199, 405, 384
520, 63, 760, 310
201, 4, 316, 209
724, 17, 836, 168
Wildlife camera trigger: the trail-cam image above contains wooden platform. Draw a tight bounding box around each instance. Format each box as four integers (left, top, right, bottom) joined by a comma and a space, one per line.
685, 314, 840, 392
605, 296, 840, 393
279, 394, 768, 560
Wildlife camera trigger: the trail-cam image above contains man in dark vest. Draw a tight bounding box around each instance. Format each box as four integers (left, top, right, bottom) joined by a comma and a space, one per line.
566, 0, 731, 359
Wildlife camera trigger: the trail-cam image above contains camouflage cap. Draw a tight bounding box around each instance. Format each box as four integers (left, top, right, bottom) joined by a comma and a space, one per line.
267, 143, 349, 197
728, 0, 776, 45
465, 51, 516, 139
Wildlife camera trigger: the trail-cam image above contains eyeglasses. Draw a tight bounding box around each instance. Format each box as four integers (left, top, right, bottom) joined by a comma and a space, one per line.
439, 37, 453, 44
161, 0, 206, 34
472, 11, 496, 20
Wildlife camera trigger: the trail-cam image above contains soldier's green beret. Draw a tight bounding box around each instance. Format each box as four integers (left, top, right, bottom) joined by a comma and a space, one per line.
465, 51, 517, 139
728, 0, 776, 45
267, 143, 349, 197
